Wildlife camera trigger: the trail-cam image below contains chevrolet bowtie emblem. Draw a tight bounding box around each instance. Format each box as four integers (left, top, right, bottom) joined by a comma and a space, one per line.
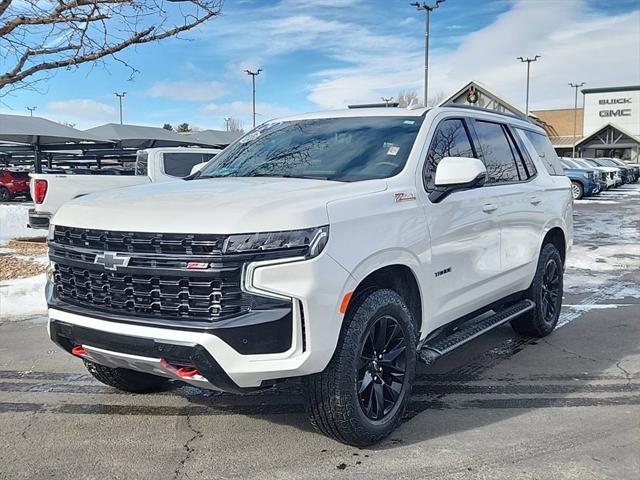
94, 251, 131, 271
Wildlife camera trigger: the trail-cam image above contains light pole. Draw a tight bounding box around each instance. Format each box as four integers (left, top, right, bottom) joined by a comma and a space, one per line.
381, 97, 394, 107
244, 69, 262, 128
569, 82, 585, 158
26, 106, 36, 117
411, 0, 445, 107
517, 56, 540, 115
114, 92, 126, 124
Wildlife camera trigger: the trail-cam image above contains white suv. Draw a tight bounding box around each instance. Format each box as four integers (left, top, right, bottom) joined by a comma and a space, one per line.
46, 106, 572, 446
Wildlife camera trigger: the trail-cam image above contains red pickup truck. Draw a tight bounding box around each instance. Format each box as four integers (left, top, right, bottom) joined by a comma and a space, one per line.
0, 169, 31, 201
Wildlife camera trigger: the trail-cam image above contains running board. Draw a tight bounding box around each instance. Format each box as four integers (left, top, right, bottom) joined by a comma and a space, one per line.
418, 299, 535, 365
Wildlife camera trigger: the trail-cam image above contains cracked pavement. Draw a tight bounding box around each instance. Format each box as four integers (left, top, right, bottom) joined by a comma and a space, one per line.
0, 185, 639, 479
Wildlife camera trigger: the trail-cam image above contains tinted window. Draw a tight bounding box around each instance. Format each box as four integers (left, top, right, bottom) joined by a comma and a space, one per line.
135, 151, 148, 176
521, 129, 563, 176
474, 121, 520, 183
423, 119, 474, 191
163, 153, 213, 177
199, 117, 423, 182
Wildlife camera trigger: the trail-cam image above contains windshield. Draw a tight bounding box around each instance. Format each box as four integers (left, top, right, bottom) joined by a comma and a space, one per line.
593, 158, 618, 167
561, 158, 579, 169
197, 116, 424, 182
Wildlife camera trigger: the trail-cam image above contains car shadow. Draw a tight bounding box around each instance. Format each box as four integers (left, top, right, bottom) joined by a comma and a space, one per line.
177, 296, 640, 450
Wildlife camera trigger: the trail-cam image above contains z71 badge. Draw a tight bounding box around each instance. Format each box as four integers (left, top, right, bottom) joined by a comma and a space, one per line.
394, 192, 416, 203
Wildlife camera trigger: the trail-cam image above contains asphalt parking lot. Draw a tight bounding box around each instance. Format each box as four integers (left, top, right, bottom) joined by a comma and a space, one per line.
1, 185, 639, 480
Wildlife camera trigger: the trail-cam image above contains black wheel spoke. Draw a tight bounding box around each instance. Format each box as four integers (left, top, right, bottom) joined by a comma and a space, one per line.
541, 258, 561, 323
357, 314, 408, 421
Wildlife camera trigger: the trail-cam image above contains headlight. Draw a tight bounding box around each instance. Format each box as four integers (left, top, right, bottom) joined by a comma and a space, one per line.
223, 226, 329, 258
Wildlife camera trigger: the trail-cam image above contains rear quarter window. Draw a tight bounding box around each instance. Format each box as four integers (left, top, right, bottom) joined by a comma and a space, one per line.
519, 129, 564, 176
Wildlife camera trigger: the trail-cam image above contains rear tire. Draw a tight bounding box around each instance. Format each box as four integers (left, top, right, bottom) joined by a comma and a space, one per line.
511, 243, 563, 337
84, 360, 169, 393
0, 186, 12, 202
302, 288, 417, 446
570, 181, 584, 200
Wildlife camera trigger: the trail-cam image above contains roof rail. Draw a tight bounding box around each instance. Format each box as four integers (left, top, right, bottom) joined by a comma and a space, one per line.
439, 103, 536, 124
348, 102, 400, 109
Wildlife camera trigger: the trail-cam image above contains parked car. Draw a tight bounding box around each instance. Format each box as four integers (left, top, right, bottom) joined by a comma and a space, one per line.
28, 147, 222, 229
46, 105, 572, 446
577, 158, 622, 187
588, 158, 631, 184
605, 157, 639, 183
0, 169, 31, 201
559, 160, 600, 199
560, 157, 613, 190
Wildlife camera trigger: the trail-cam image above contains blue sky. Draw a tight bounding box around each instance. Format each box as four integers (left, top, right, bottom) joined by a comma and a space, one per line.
1, 0, 639, 130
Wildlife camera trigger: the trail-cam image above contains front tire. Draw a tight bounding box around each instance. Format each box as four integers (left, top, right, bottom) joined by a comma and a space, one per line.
0, 186, 12, 202
511, 243, 563, 337
84, 360, 169, 393
570, 181, 584, 200
302, 288, 417, 446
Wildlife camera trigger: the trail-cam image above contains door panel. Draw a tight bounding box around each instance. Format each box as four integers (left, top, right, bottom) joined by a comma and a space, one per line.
426, 187, 502, 327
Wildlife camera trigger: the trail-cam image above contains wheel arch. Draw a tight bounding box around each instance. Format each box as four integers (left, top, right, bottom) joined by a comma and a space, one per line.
541, 226, 567, 266
347, 263, 423, 334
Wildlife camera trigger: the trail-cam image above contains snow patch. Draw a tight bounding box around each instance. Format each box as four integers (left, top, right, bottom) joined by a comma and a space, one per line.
0, 273, 47, 320
0, 204, 44, 244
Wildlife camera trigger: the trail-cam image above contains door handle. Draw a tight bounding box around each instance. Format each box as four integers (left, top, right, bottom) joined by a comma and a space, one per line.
482, 203, 498, 213
530, 197, 542, 205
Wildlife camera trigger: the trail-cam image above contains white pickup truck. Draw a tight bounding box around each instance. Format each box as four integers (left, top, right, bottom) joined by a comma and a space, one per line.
28, 147, 220, 229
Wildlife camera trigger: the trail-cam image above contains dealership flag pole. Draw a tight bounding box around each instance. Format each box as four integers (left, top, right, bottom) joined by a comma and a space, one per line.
569, 82, 585, 158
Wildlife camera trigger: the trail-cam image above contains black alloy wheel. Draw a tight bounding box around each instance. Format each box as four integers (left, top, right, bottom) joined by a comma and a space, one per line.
541, 258, 561, 324
357, 315, 407, 421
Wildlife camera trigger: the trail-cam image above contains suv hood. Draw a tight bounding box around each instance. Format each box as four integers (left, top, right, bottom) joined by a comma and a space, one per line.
53, 177, 387, 233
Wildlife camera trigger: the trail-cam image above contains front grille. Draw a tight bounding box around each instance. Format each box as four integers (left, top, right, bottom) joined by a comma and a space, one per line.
52, 262, 245, 321
50, 227, 291, 324
53, 225, 225, 256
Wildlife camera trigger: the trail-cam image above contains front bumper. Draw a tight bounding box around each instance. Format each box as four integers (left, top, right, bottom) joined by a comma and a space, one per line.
28, 208, 50, 229
47, 252, 352, 390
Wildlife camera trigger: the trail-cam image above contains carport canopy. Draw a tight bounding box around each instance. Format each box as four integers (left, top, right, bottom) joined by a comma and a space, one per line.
84, 123, 229, 149
0, 114, 110, 145
186, 129, 242, 147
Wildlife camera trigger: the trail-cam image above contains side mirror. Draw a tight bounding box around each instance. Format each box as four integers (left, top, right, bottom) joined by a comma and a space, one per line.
189, 162, 207, 176
431, 156, 486, 202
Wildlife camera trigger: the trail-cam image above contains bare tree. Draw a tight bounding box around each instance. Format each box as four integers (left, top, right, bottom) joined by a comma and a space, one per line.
427, 90, 447, 107
0, 0, 223, 94
396, 90, 447, 108
396, 90, 420, 108
225, 117, 243, 133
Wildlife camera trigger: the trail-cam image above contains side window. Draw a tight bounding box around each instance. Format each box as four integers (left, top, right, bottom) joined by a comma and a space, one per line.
423, 118, 474, 192
163, 153, 207, 177
505, 126, 537, 179
473, 121, 520, 184
520, 129, 563, 176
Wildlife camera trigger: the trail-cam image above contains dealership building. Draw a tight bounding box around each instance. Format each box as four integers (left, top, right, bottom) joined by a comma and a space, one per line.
442, 82, 640, 163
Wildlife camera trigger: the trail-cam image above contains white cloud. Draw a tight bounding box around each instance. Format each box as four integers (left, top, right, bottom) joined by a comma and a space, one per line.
308, 0, 640, 110
202, 100, 297, 123
149, 80, 226, 102
44, 99, 117, 127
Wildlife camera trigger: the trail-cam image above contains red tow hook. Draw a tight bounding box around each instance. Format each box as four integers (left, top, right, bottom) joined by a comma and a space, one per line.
176, 367, 199, 378
160, 359, 199, 378
71, 345, 87, 357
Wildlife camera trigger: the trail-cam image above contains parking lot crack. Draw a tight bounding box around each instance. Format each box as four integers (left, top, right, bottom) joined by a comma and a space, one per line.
541, 339, 599, 363
615, 361, 633, 387
174, 413, 203, 480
